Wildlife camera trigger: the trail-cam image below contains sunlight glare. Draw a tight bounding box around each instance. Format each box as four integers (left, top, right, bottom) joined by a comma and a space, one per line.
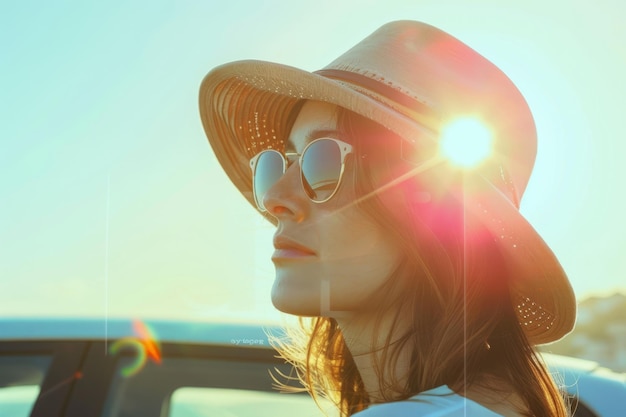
440, 118, 493, 168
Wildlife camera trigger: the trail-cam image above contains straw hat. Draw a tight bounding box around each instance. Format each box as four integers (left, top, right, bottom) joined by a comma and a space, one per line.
198, 20, 576, 344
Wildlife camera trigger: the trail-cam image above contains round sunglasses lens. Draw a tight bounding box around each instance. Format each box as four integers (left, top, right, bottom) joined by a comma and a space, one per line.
301, 140, 343, 202
253, 151, 285, 210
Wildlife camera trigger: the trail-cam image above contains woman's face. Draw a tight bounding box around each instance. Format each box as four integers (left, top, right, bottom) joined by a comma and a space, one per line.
263, 101, 402, 317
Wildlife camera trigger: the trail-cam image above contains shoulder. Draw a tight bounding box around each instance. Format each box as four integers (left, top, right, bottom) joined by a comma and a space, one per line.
352, 386, 504, 417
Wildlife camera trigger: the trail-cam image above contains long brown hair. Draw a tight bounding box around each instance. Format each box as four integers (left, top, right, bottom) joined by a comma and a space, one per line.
271, 103, 569, 417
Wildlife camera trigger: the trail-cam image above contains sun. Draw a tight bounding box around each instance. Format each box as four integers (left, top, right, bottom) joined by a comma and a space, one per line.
439, 118, 493, 168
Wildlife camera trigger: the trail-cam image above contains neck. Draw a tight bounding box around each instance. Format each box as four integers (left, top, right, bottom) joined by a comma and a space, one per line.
334, 310, 412, 403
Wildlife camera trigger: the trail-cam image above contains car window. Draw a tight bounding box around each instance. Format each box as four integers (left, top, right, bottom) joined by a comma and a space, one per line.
100, 349, 338, 417
0, 355, 52, 417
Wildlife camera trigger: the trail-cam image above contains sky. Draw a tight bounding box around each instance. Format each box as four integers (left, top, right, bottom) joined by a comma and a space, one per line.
1, 0, 624, 323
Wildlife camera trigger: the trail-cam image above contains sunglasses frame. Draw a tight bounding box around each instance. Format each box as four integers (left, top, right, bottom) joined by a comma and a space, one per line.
249, 137, 354, 212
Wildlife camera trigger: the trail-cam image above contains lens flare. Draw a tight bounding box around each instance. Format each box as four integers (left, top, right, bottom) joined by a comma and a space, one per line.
109, 338, 147, 377
108, 319, 162, 377
439, 118, 493, 168
133, 319, 162, 364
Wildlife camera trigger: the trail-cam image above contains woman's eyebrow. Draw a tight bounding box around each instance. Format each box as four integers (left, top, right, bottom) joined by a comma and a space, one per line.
285, 128, 344, 153
306, 129, 343, 141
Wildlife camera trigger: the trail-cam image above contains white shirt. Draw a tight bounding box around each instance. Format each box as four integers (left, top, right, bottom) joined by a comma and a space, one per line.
353, 385, 503, 416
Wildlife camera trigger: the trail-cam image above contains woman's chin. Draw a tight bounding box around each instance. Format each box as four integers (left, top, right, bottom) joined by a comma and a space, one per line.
270, 270, 366, 317
270, 283, 320, 316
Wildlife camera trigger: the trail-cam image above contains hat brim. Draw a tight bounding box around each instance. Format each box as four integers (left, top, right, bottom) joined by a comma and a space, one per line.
199, 60, 576, 345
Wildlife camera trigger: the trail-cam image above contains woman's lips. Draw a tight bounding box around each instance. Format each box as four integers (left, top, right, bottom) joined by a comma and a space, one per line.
272, 235, 316, 262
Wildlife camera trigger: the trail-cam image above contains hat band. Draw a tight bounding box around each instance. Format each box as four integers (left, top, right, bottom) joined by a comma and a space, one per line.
315, 69, 441, 132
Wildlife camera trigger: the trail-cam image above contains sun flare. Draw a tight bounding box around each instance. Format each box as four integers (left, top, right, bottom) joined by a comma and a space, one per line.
439, 118, 493, 168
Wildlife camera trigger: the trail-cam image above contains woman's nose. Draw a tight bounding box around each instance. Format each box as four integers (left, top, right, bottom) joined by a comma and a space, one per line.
262, 162, 308, 221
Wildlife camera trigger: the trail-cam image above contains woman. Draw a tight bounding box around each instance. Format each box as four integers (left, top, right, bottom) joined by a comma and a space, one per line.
199, 21, 576, 416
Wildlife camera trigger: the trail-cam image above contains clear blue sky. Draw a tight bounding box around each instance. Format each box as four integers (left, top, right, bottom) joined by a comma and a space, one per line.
1, 0, 624, 321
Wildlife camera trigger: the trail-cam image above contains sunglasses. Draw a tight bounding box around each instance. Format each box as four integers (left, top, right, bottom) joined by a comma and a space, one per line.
249, 138, 354, 212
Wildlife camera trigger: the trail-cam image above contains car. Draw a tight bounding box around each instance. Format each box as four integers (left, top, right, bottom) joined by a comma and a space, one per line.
1, 318, 624, 417
542, 353, 626, 417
